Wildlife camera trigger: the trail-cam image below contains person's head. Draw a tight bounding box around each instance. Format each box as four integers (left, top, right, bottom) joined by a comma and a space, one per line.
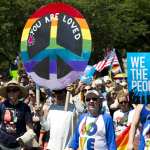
85, 90, 104, 116
53, 89, 66, 105
0, 74, 4, 86
104, 76, 112, 87
0, 80, 28, 104
92, 78, 103, 90
20, 74, 29, 86
45, 97, 53, 106
75, 81, 87, 93
120, 80, 127, 88
111, 90, 117, 99
105, 80, 113, 88
83, 85, 92, 93
120, 80, 128, 93
28, 89, 36, 105
0, 74, 3, 81
0, 96, 5, 102
117, 91, 130, 112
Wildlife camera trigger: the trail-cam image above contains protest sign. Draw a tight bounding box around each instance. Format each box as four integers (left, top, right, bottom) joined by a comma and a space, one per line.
21, 2, 92, 90
127, 52, 150, 104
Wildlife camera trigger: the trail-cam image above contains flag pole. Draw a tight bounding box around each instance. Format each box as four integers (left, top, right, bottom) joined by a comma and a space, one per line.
108, 49, 115, 80
36, 84, 40, 107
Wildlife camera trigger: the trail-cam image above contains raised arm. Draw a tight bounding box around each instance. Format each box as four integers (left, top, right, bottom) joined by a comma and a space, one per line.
127, 104, 143, 150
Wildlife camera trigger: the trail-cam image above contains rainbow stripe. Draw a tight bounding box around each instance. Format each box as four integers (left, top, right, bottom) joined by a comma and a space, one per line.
20, 3, 92, 73
116, 125, 131, 150
20, 2, 92, 89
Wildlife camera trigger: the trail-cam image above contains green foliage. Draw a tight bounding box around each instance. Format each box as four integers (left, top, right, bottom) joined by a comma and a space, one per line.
0, 0, 149, 71
63, 0, 150, 63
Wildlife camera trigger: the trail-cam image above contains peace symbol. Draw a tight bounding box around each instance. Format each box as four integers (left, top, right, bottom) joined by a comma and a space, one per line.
21, 2, 92, 90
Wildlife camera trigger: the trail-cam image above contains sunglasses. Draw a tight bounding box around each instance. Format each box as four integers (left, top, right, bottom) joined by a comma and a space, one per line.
86, 97, 98, 102
119, 101, 128, 105
7, 88, 20, 93
83, 88, 91, 93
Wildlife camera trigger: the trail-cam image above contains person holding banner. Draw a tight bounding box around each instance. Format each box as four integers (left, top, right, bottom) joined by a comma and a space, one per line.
40, 89, 77, 150
69, 89, 117, 150
127, 104, 150, 150
0, 80, 38, 150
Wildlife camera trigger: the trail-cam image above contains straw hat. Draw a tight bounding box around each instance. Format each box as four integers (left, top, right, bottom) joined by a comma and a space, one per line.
0, 80, 28, 99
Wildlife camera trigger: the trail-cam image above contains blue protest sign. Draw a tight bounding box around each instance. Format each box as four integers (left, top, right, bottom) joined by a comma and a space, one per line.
127, 52, 150, 104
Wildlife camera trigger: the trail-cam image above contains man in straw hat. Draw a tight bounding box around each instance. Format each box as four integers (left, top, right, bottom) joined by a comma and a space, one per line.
0, 80, 37, 150
69, 89, 117, 150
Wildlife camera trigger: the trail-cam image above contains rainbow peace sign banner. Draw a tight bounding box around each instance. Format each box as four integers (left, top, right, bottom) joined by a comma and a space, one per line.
21, 2, 92, 90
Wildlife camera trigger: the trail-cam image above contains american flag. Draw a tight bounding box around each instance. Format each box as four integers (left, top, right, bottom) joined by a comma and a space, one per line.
111, 53, 122, 75
94, 50, 115, 72
94, 49, 122, 73
112, 53, 120, 66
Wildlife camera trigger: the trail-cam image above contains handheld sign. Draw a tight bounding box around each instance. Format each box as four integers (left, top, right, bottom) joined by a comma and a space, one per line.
127, 52, 150, 104
21, 2, 92, 90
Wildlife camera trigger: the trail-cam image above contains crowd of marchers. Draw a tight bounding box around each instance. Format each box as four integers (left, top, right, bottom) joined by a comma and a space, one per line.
0, 72, 149, 150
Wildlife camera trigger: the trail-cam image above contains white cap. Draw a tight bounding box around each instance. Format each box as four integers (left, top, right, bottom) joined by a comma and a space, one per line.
85, 90, 104, 100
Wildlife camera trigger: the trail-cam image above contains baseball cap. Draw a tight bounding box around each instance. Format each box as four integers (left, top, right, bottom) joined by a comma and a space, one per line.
85, 89, 104, 100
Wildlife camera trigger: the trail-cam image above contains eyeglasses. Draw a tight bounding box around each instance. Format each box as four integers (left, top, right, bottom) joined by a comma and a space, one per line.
119, 101, 128, 105
7, 88, 20, 93
86, 97, 98, 102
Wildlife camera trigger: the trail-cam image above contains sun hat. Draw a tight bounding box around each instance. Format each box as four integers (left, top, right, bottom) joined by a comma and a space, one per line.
0, 80, 28, 98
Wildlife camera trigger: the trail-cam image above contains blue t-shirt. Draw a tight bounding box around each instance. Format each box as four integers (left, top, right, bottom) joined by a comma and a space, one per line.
70, 113, 117, 150
0, 100, 32, 148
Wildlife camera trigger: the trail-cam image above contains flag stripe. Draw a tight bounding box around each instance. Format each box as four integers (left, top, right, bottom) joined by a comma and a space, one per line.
94, 51, 114, 72
94, 49, 122, 74
116, 125, 131, 150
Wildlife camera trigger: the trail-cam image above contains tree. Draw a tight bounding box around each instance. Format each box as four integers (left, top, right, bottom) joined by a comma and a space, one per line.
0, 0, 149, 71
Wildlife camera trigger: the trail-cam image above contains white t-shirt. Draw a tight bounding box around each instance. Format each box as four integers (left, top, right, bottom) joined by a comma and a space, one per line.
42, 104, 76, 150
113, 109, 135, 136
78, 115, 108, 150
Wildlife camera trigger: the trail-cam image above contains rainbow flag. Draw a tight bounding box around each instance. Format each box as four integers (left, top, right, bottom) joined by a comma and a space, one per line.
112, 65, 122, 75
116, 125, 131, 150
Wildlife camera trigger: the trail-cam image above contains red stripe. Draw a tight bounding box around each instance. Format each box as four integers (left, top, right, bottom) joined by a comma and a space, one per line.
116, 125, 131, 146
30, 2, 84, 18
94, 50, 121, 72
